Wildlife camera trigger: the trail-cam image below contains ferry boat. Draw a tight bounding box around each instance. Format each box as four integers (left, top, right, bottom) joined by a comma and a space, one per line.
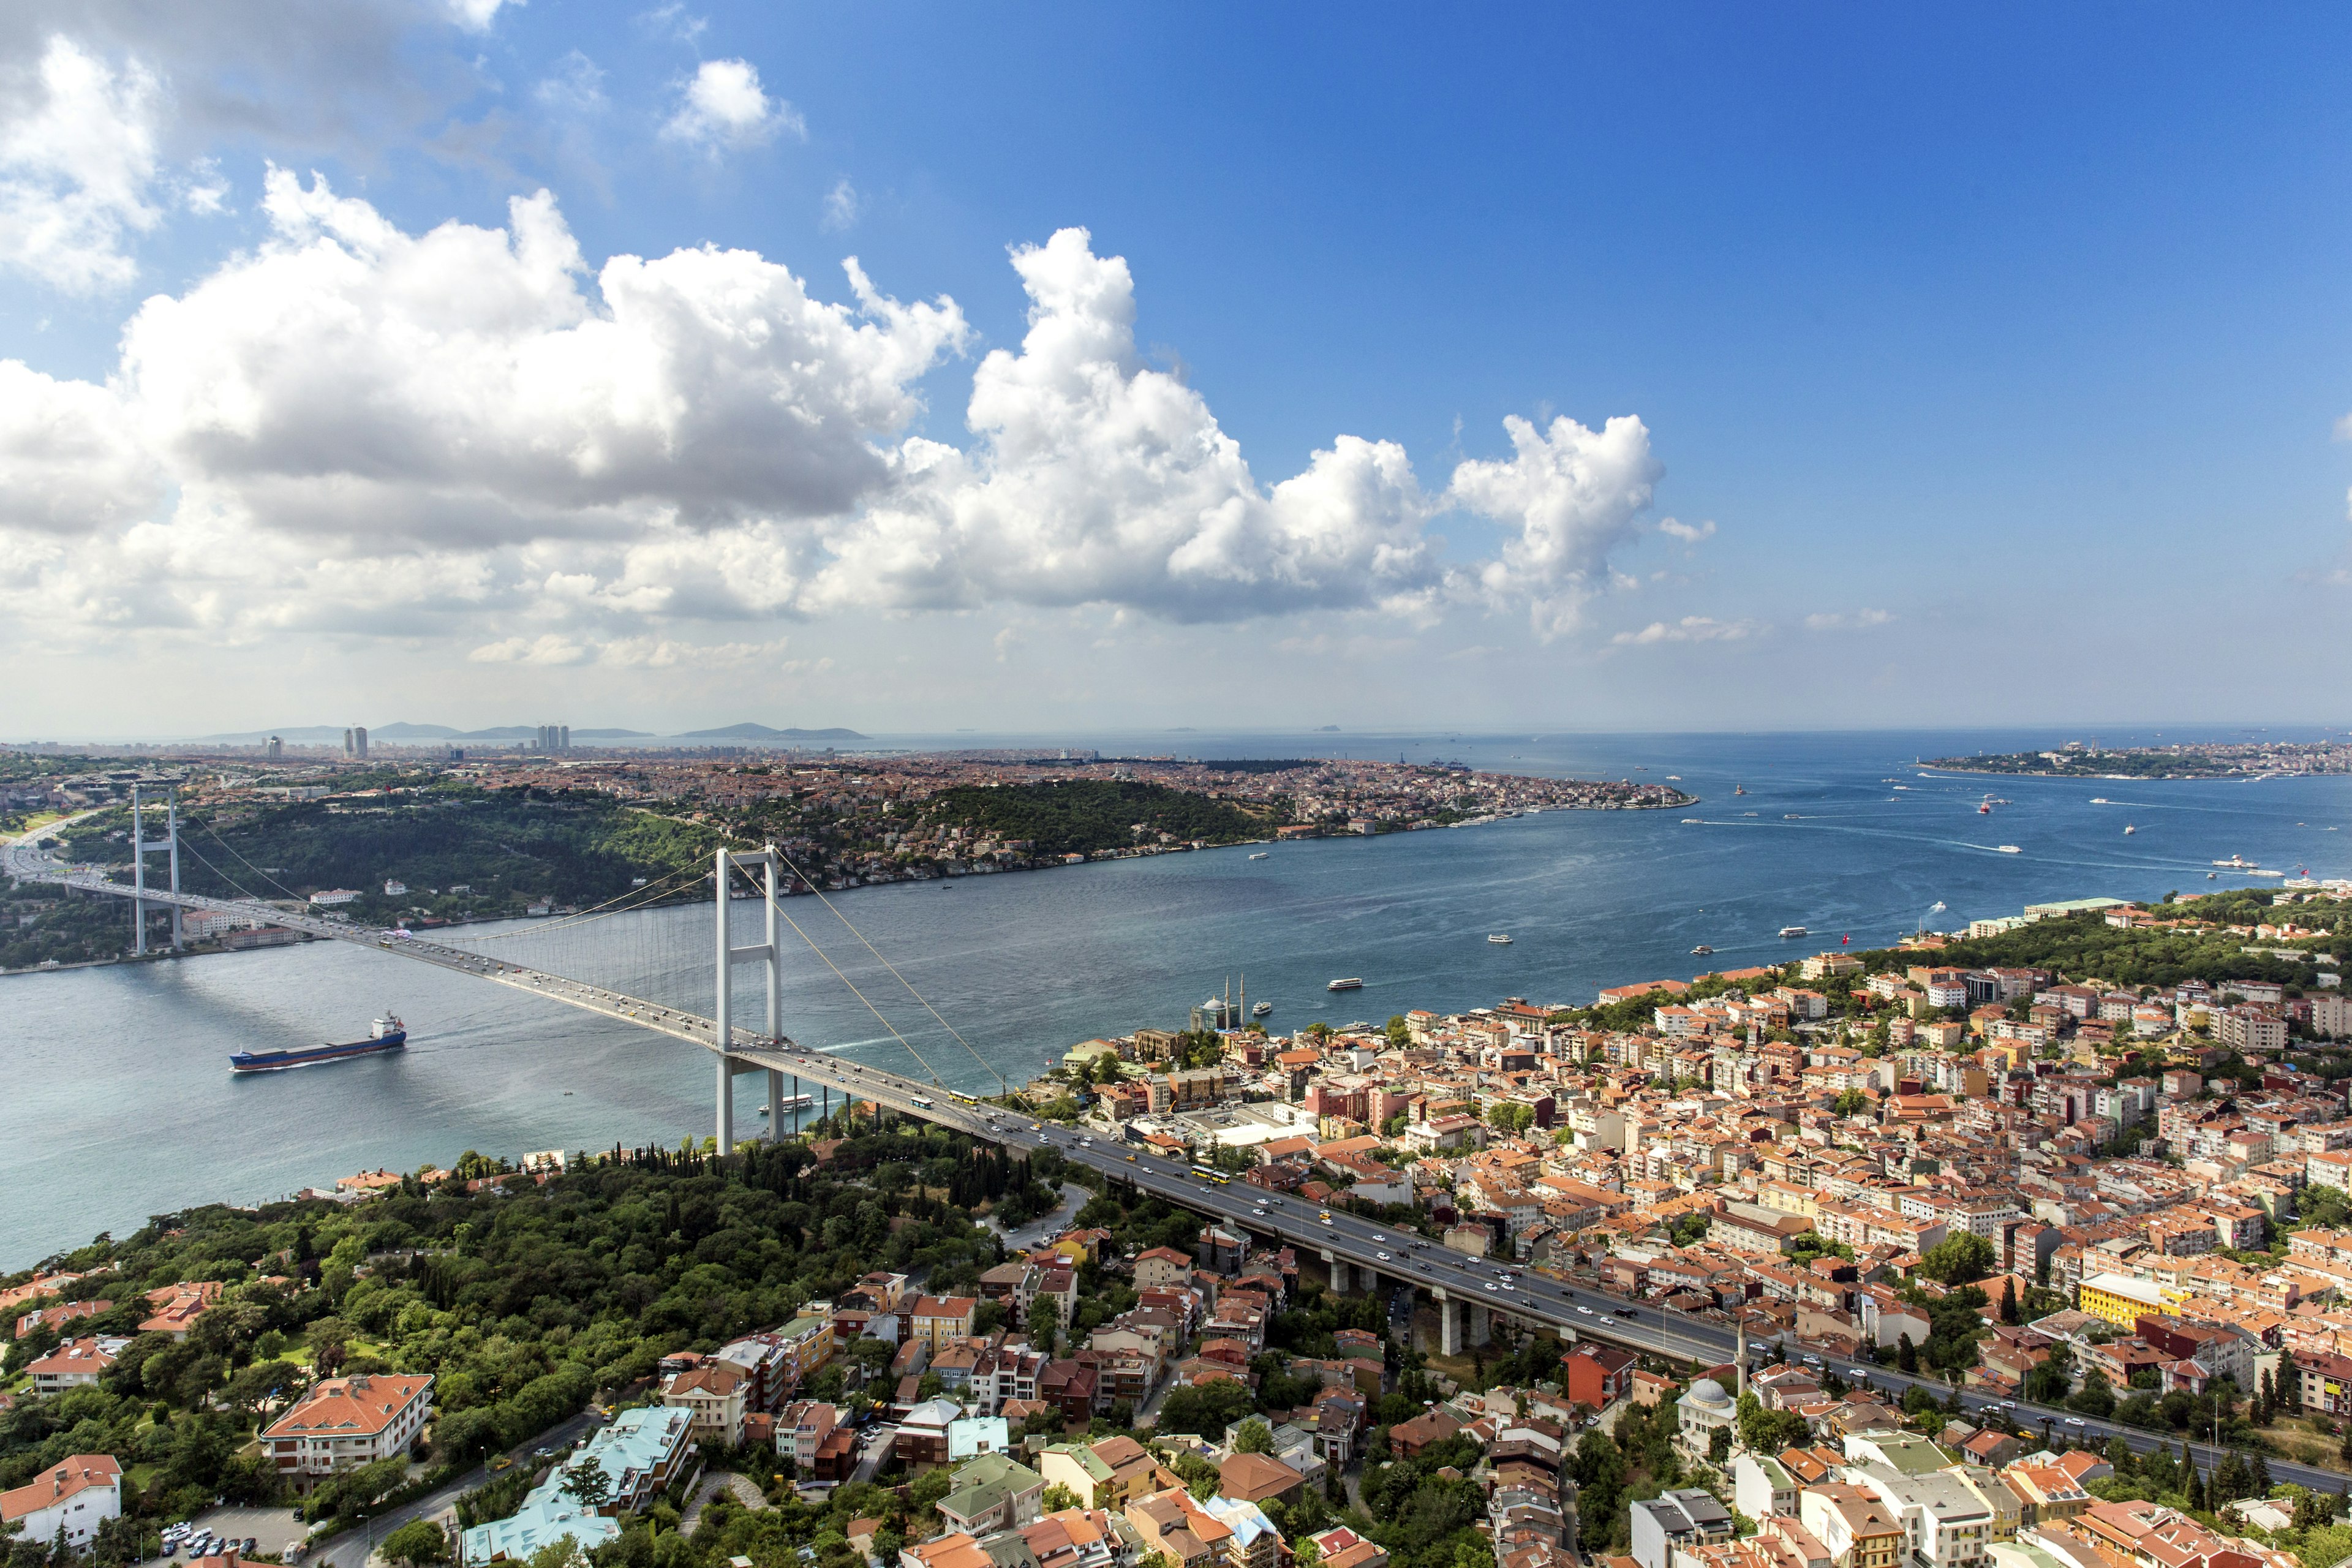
1994, 845, 2021, 854
1253, 1001, 1273, 1017
1777, 925, 1807, 939
231, 1014, 405, 1072
1327, 977, 1365, 992
1487, 934, 1512, 944
2214, 854, 2256, 869
756, 1095, 816, 1117
1691, 944, 1713, 956
1248, 851, 1268, 860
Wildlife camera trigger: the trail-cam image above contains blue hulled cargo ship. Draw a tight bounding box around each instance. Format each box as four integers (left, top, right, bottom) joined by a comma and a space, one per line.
230, 1014, 406, 1072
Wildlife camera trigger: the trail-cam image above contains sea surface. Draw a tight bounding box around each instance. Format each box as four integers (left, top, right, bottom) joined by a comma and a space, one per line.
4, 725, 2347, 1268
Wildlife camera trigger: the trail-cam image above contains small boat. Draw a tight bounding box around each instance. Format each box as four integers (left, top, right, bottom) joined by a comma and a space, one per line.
1995, 845, 2021, 854
1667, 775, 1681, 781
2208, 871, 2218, 879
2214, 855, 2255, 868
1327, 977, 1364, 992
1691, 944, 1713, 956
1681, 818, 1703, 824
1785, 813, 1801, 820
1778, 925, 1807, 939
1978, 802, 1991, 815
232, 1014, 405, 1072
1733, 785, 1747, 796
2089, 797, 2110, 805
1253, 1001, 1272, 1017
2123, 824, 2136, 835
1488, 934, 1512, 945
1248, 851, 1268, 860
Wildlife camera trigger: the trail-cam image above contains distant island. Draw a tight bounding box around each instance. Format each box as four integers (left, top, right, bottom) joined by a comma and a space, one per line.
1923, 739, 2352, 779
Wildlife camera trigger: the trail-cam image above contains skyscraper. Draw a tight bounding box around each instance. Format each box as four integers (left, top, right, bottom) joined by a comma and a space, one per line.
265, 736, 282, 759
344, 726, 368, 759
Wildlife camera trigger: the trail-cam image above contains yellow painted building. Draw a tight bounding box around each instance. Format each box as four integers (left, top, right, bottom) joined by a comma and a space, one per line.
2076, 1272, 2169, 1327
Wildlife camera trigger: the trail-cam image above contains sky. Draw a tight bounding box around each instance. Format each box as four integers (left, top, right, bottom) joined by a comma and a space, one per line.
2, 3, 2351, 739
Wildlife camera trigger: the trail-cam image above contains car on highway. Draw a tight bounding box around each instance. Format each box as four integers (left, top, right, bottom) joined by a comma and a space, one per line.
1319, 1212, 1333, 1225
1483, 1281, 1498, 1292
1126, 1153, 1137, 1162
1575, 1305, 1589, 1314
1376, 1251, 1391, 1261
2064, 1417, 2086, 1427
1613, 1308, 1638, 1319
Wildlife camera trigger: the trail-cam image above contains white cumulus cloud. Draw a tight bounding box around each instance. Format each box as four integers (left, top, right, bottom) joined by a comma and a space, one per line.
1803, 608, 1893, 631
0, 209, 1692, 664
1610, 616, 1760, 646
662, 58, 800, 152
821, 176, 859, 232
803, 228, 1442, 622
1450, 411, 1663, 638
0, 35, 164, 292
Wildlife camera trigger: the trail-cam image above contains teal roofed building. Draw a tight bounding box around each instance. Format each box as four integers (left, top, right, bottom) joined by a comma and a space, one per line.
461, 1407, 696, 1564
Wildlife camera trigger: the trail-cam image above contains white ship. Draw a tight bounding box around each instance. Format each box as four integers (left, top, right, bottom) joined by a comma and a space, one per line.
1488, 934, 1512, 945
1778, 925, 1807, 938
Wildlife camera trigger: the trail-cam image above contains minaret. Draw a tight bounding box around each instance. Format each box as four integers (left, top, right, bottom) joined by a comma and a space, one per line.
1735, 1319, 1747, 1400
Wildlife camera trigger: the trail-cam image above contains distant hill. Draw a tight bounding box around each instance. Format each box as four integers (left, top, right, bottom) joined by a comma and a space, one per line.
677, 723, 869, 741
573, 728, 653, 739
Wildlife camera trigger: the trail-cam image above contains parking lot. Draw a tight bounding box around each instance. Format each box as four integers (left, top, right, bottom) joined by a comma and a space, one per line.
178, 1506, 310, 1561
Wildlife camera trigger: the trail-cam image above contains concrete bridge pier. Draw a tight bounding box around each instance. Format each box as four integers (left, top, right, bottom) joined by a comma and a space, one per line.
1324, 1252, 1352, 1294
1436, 1294, 1463, 1355
1467, 1302, 1492, 1348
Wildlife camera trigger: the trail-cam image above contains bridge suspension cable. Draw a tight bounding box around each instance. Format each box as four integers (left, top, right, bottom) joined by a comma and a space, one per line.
770, 846, 1006, 1096
440, 859, 711, 941
735, 856, 954, 1090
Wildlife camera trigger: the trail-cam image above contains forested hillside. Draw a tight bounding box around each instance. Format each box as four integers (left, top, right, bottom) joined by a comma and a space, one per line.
56, 784, 720, 928
0, 1120, 1047, 1538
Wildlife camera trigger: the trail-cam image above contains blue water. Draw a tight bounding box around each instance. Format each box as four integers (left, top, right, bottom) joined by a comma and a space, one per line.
4, 726, 2346, 1268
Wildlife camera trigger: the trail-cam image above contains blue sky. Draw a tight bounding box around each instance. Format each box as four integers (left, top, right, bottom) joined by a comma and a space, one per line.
2, 2, 2349, 736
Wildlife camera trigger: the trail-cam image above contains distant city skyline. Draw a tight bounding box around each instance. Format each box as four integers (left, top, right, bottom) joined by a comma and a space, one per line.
2, 6, 2350, 733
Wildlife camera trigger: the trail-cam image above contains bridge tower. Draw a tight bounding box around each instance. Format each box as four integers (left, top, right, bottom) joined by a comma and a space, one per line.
713, 845, 789, 1153
128, 784, 183, 956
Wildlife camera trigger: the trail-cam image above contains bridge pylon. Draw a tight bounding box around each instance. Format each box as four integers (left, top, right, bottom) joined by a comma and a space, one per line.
129, 784, 182, 955
714, 844, 788, 1154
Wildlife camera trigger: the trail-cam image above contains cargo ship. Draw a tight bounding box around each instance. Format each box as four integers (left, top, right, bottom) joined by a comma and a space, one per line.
230, 1015, 405, 1072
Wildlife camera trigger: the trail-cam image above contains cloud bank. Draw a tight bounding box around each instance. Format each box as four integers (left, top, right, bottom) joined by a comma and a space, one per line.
0, 185, 1689, 654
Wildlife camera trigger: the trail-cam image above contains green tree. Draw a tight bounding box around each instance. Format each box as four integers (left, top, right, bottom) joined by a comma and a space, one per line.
1386, 1016, 1411, 1048
1042, 1485, 1082, 1513
380, 1521, 450, 1568
1707, 1427, 1732, 1465
559, 1461, 611, 1512
1233, 1419, 1275, 1455
1830, 1089, 1870, 1118
1916, 1233, 1995, 1286
1487, 1102, 1536, 1136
